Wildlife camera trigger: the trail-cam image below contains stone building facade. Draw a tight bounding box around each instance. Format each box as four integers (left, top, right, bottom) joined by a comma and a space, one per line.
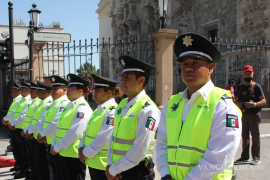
96, 0, 270, 97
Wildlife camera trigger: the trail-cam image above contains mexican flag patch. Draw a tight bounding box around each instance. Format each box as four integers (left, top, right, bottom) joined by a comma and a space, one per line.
59, 107, 65, 112
77, 112, 85, 118
226, 114, 239, 128
106, 117, 114, 126
145, 116, 156, 131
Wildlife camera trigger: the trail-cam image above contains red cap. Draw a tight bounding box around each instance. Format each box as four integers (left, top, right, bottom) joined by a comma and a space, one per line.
243, 65, 253, 72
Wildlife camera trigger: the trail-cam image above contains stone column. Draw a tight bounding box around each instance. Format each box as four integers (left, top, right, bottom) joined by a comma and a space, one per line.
32, 42, 44, 82
152, 29, 178, 108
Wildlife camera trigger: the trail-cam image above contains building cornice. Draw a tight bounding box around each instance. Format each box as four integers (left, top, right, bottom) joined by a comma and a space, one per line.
96, 0, 111, 15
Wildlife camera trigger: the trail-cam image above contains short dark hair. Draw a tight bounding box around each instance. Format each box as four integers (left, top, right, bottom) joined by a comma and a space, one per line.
134, 72, 149, 88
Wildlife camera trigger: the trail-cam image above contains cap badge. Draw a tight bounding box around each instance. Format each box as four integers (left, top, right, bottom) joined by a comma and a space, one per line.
67, 75, 71, 81
121, 59, 126, 66
51, 77, 55, 82
183, 35, 193, 47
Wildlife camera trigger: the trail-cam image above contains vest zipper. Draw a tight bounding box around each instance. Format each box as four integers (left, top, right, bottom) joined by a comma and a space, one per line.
175, 120, 185, 180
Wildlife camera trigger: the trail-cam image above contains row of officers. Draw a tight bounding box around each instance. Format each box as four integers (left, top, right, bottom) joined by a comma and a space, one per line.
2, 33, 241, 180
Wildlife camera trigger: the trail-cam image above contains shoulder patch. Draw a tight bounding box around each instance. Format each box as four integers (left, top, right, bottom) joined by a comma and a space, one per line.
59, 107, 65, 112
46, 106, 51, 110
145, 116, 156, 131
106, 117, 114, 125
77, 112, 85, 118
110, 106, 116, 110
143, 101, 151, 109
226, 114, 239, 128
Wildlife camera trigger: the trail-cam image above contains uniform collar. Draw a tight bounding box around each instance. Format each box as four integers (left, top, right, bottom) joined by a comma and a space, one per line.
97, 98, 116, 112
71, 96, 85, 106
182, 80, 214, 102
22, 95, 31, 100
126, 90, 146, 107
54, 95, 68, 103
32, 97, 39, 101
42, 95, 52, 103
13, 95, 22, 102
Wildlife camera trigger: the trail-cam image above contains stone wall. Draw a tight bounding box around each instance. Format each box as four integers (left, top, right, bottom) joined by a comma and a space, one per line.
171, 0, 237, 40
237, 0, 270, 40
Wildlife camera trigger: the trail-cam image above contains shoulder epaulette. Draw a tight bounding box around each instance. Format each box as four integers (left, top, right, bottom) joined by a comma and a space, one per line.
143, 101, 151, 109
110, 106, 116, 110
221, 94, 232, 100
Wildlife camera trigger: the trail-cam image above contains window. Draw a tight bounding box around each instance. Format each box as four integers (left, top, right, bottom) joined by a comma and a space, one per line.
208, 29, 218, 43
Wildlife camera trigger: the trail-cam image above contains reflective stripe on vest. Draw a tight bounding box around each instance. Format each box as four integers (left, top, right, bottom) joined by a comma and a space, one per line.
166, 87, 237, 180
84, 102, 117, 170
13, 96, 31, 129
111, 95, 157, 164
56, 99, 92, 158
23, 99, 41, 129
42, 97, 69, 145
30, 97, 52, 139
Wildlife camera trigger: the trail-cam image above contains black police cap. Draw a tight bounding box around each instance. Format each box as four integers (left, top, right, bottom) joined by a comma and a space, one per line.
174, 33, 221, 63
67, 74, 91, 87
119, 55, 156, 75
30, 82, 39, 89
21, 82, 31, 89
91, 74, 119, 90
36, 81, 52, 90
50, 75, 69, 87
12, 81, 21, 90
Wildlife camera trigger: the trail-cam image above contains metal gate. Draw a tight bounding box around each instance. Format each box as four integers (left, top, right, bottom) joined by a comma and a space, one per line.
36, 33, 156, 104
1, 60, 29, 110
174, 38, 270, 107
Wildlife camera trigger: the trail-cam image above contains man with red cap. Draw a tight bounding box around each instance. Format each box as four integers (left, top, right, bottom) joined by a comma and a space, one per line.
235, 65, 267, 165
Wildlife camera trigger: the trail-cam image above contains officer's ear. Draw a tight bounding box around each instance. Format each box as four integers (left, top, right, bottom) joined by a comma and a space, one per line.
208, 63, 215, 75
138, 76, 145, 86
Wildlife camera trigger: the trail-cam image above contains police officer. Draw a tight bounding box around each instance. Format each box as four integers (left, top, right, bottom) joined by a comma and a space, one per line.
51, 74, 93, 180
26, 81, 53, 180
2, 82, 22, 174
37, 76, 69, 180
8, 82, 32, 179
78, 74, 123, 180
156, 33, 242, 180
105, 56, 160, 180
21, 82, 41, 180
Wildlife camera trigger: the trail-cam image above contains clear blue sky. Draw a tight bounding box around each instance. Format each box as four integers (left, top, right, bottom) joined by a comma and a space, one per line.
0, 0, 100, 73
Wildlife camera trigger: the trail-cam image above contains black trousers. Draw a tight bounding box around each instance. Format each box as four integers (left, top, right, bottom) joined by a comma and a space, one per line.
12, 129, 28, 170
119, 161, 155, 180
47, 145, 63, 180
10, 129, 19, 168
26, 139, 38, 178
30, 139, 49, 180
241, 114, 261, 160
88, 167, 107, 180
58, 154, 86, 180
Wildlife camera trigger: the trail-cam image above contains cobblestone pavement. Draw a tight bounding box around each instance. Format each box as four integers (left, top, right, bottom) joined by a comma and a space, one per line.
0, 124, 270, 180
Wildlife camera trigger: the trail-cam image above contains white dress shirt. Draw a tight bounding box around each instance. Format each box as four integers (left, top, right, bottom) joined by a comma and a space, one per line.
156, 80, 242, 180
79, 98, 117, 158
23, 97, 39, 133
53, 96, 93, 153
28, 96, 53, 134
39, 95, 69, 137
10, 95, 31, 126
107, 90, 161, 176
3, 95, 22, 121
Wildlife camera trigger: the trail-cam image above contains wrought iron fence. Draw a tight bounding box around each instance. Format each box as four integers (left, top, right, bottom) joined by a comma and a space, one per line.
174, 38, 270, 107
